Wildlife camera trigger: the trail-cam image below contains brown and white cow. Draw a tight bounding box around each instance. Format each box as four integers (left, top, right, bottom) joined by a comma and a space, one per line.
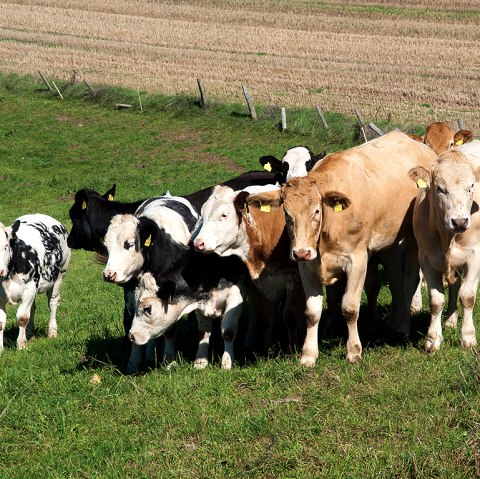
409, 149, 480, 352
246, 131, 437, 366
193, 185, 304, 354
409, 121, 473, 155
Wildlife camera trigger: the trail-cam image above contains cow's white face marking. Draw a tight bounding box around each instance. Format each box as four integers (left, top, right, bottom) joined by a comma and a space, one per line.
104, 215, 144, 284
283, 146, 312, 181
194, 186, 240, 254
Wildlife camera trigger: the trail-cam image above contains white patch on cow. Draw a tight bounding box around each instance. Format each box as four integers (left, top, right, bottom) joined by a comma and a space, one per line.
459, 140, 480, 168
283, 146, 312, 181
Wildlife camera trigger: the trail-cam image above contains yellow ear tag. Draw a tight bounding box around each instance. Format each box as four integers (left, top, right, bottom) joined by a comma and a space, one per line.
144, 235, 152, 247
334, 202, 343, 213
108, 194, 114, 201
82, 200, 87, 210
260, 203, 271, 213
263, 162, 272, 172
455, 139, 464, 146
416, 178, 427, 189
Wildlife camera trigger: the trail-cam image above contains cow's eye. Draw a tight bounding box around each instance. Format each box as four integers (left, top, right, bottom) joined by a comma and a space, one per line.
220, 213, 227, 219
437, 186, 446, 195
124, 240, 135, 250
143, 305, 151, 315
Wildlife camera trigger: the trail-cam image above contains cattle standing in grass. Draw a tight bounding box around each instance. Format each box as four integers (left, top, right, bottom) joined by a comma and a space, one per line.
193, 185, 304, 354
259, 146, 326, 183
409, 149, 480, 352
0, 214, 70, 351
247, 131, 437, 366
128, 218, 248, 369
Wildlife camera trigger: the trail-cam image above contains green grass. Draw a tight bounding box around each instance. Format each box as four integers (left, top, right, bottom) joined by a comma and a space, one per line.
0, 72, 478, 478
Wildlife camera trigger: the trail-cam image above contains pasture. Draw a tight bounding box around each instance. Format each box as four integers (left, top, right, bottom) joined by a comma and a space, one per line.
0, 0, 479, 127
0, 74, 479, 478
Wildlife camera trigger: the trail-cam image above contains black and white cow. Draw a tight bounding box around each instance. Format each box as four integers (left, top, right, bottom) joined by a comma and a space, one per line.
0, 214, 70, 351
128, 216, 248, 369
259, 146, 326, 183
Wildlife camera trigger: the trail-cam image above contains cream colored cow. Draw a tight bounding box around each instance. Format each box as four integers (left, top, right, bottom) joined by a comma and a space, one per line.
410, 149, 480, 352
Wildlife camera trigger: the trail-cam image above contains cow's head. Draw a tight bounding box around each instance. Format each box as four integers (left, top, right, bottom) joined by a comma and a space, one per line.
0, 220, 16, 278
259, 146, 326, 183
409, 149, 480, 234
103, 214, 144, 284
412, 122, 474, 155
67, 184, 116, 252
129, 272, 195, 345
193, 186, 241, 255
247, 176, 351, 262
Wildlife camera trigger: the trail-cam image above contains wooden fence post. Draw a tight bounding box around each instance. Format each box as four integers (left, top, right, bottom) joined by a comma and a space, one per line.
354, 109, 367, 142
315, 105, 329, 129
197, 78, 206, 108
368, 123, 384, 137
242, 85, 257, 120
38, 71, 53, 92
281, 107, 287, 131
51, 81, 64, 100
458, 118, 465, 130
137, 90, 143, 112
84, 80, 96, 93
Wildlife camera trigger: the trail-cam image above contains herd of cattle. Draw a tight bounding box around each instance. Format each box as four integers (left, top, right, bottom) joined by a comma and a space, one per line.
1, 121, 479, 372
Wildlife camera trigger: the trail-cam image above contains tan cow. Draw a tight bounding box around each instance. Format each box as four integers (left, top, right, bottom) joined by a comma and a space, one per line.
409, 149, 480, 352
247, 131, 437, 366
409, 121, 473, 155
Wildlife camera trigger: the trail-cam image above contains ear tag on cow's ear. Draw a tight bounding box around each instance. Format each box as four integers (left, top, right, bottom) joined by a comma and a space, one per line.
260, 203, 271, 213
82, 200, 87, 210
242, 203, 249, 216
108, 194, 114, 201
416, 178, 427, 189
334, 202, 343, 213
263, 162, 272, 172
455, 138, 464, 146
144, 235, 152, 247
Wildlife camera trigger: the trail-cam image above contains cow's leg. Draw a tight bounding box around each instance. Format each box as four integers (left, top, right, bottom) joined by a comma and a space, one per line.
423, 259, 445, 353
26, 300, 36, 340
445, 281, 460, 328
298, 260, 324, 367
342, 253, 368, 364
458, 263, 479, 349
163, 324, 177, 366
220, 286, 244, 370
243, 285, 262, 355
194, 312, 212, 369
0, 299, 6, 353
410, 271, 424, 315
283, 282, 305, 352
16, 287, 36, 350
402, 234, 422, 332
124, 281, 143, 374
46, 270, 66, 338
364, 255, 381, 323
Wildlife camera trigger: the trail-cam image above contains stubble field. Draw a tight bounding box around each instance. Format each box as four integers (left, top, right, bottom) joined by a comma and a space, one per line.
1, 0, 480, 128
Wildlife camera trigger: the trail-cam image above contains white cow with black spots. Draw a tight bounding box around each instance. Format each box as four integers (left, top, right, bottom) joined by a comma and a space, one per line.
0, 214, 71, 351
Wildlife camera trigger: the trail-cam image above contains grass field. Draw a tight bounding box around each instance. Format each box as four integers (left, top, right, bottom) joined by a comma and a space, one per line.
0, 74, 478, 478
1, 0, 479, 128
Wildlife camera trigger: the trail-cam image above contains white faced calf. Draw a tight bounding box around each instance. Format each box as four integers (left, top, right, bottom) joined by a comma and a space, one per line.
410, 149, 480, 352
0, 214, 71, 351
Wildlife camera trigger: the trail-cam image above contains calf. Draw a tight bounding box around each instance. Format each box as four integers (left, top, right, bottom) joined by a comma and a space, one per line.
193, 185, 305, 354
0, 214, 70, 351
129, 218, 248, 369
409, 149, 480, 352
247, 131, 437, 366
259, 146, 326, 183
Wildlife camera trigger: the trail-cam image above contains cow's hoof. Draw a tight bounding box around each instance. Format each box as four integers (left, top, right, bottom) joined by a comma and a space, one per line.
165, 360, 177, 371
445, 316, 458, 329
300, 356, 316, 368
461, 334, 477, 349
17, 341, 27, 350
221, 354, 233, 370
424, 337, 442, 353
48, 330, 58, 339
194, 358, 209, 370
346, 352, 362, 364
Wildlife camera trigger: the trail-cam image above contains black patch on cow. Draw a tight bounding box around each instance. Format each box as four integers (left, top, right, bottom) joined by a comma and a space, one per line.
134, 197, 198, 233
8, 237, 41, 285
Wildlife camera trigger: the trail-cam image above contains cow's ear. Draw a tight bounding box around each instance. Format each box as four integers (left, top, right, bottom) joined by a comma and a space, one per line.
454, 130, 473, 146
157, 280, 176, 303
103, 184, 116, 202
323, 191, 351, 212
409, 166, 431, 189
246, 189, 283, 211
408, 133, 425, 144
75, 190, 89, 211
234, 191, 251, 217
259, 155, 282, 173
10, 220, 21, 238
138, 217, 158, 248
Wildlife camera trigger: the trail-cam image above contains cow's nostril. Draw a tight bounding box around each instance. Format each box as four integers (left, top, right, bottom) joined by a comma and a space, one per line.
129, 332, 135, 342
194, 240, 205, 251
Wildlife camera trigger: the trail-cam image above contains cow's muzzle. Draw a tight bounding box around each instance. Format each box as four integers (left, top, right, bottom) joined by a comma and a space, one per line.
451, 217, 469, 233
291, 248, 315, 261
103, 270, 117, 282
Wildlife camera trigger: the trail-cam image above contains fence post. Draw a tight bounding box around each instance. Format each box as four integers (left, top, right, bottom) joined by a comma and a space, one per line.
38, 71, 53, 92
458, 118, 465, 130
315, 105, 329, 129
281, 107, 287, 131
354, 109, 367, 142
197, 78, 206, 108
51, 81, 64, 100
242, 85, 257, 120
